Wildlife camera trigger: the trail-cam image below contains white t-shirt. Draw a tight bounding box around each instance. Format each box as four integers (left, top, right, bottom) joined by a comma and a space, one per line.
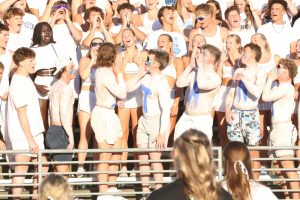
21, 13, 38, 40
52, 23, 81, 67
229, 29, 254, 47
27, 0, 48, 16
222, 180, 278, 200
258, 22, 296, 58
146, 29, 187, 57
292, 18, 300, 41
7, 74, 44, 144
7, 32, 32, 52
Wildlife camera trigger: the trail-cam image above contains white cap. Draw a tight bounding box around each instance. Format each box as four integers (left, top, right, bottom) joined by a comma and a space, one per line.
54, 56, 73, 75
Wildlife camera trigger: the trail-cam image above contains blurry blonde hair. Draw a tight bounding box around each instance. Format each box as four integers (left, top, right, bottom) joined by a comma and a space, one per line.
39, 174, 73, 200
174, 129, 219, 200
223, 141, 253, 200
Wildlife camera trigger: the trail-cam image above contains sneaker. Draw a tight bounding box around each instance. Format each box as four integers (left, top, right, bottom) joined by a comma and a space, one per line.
129, 168, 137, 177
119, 168, 128, 178
77, 167, 86, 178
260, 166, 268, 176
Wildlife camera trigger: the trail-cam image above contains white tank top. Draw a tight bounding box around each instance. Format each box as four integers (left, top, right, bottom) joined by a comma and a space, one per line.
142, 13, 162, 35
198, 26, 223, 50
122, 50, 140, 74
82, 67, 96, 87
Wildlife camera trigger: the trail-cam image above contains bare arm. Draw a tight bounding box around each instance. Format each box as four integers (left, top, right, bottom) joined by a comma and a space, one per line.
262, 77, 286, 102
286, 0, 298, 17
59, 87, 74, 149
176, 64, 194, 88
65, 9, 82, 42
0, 0, 17, 18
78, 56, 95, 81
239, 71, 266, 98
39, 0, 58, 22
158, 80, 171, 135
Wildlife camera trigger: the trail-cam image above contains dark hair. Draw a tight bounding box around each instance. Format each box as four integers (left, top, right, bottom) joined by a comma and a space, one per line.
31, 22, 55, 47
83, 6, 104, 21
202, 44, 221, 64
207, 0, 223, 21
96, 43, 117, 67
270, 0, 288, 10
148, 49, 170, 70
278, 59, 298, 79
3, 7, 24, 25
224, 6, 240, 20
244, 43, 262, 62
0, 23, 9, 33
195, 4, 214, 17
117, 3, 135, 14
158, 6, 174, 25
13, 47, 35, 66
86, 37, 105, 58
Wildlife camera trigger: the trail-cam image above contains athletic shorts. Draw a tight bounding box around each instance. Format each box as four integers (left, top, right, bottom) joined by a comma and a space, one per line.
174, 113, 213, 141
11, 133, 44, 157
91, 106, 123, 145
270, 122, 297, 157
214, 85, 231, 112
78, 90, 96, 113
46, 125, 72, 161
227, 108, 260, 146
136, 115, 168, 148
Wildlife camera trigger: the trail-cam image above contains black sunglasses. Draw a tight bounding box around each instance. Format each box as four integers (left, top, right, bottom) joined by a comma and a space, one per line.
90, 42, 103, 48
196, 16, 205, 22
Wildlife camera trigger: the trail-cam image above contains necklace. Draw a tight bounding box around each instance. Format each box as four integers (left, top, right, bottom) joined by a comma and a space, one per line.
271, 23, 284, 33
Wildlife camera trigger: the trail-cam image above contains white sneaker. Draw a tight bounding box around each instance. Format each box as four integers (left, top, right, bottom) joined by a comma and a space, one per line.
129, 168, 137, 177
77, 167, 86, 178
119, 168, 128, 178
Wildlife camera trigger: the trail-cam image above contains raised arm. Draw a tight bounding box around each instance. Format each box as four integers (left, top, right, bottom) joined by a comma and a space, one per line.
59, 87, 74, 150
176, 64, 194, 88
238, 71, 266, 98
262, 71, 286, 102
102, 69, 127, 99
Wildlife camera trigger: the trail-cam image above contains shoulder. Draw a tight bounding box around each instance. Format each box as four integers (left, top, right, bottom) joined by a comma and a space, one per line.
250, 181, 277, 199
147, 179, 188, 200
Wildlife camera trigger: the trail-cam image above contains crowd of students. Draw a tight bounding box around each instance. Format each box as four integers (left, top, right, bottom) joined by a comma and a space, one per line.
0, 0, 299, 199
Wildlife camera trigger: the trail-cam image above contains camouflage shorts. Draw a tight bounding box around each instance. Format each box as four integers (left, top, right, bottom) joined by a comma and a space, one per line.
227, 108, 260, 146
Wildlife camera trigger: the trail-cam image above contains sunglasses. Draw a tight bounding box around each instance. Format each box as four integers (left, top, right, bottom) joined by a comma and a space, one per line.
90, 42, 103, 48
196, 16, 205, 22
276, 64, 287, 69
55, 4, 69, 10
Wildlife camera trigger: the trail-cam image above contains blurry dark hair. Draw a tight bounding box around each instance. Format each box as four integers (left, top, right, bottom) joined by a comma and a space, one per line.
31, 22, 55, 47
96, 43, 117, 67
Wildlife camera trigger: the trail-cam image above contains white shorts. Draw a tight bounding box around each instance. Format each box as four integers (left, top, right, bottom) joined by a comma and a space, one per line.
91, 106, 123, 145
123, 89, 142, 109
78, 90, 96, 113
174, 113, 213, 141
11, 133, 45, 157
270, 122, 297, 157
214, 86, 231, 112
136, 115, 168, 148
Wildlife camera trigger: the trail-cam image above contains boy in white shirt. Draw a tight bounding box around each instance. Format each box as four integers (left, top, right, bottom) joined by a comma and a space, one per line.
263, 59, 300, 199
7, 47, 47, 198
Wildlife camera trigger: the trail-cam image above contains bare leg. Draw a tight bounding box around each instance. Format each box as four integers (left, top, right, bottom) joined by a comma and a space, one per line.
77, 111, 93, 169
130, 107, 142, 169
149, 152, 163, 190
216, 112, 229, 148
12, 155, 31, 200
259, 110, 269, 167
39, 99, 49, 131
32, 156, 48, 199
108, 138, 122, 190
118, 107, 130, 171
250, 148, 261, 180
98, 142, 113, 192
138, 144, 150, 192
292, 114, 300, 166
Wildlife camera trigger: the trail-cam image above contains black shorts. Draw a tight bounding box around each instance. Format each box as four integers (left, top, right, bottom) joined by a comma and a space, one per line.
45, 125, 72, 161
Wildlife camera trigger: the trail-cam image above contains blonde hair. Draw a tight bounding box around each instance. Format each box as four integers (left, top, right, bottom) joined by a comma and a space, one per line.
223, 141, 253, 200
39, 174, 73, 200
174, 129, 220, 200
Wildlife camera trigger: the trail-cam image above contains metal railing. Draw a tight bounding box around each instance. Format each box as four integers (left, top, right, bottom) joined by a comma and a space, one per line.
0, 146, 299, 199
